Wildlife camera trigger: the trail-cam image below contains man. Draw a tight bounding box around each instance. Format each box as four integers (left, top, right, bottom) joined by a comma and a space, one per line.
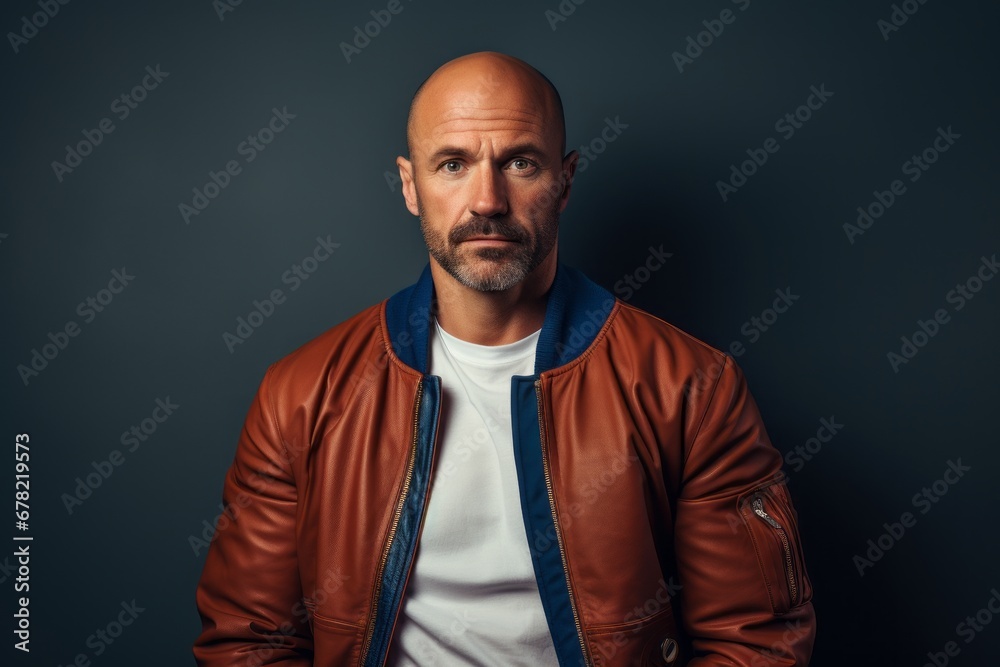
194, 52, 816, 666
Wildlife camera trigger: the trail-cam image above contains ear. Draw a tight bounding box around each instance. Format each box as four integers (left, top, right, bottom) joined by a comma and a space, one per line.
557, 150, 580, 213
396, 156, 420, 217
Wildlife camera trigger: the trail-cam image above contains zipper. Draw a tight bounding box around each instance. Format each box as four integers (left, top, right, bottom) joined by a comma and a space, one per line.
750, 493, 799, 607
535, 379, 592, 666
359, 379, 424, 665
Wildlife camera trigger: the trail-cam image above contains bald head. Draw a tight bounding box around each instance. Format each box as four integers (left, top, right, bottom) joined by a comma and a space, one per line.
405, 52, 566, 158
395, 52, 580, 301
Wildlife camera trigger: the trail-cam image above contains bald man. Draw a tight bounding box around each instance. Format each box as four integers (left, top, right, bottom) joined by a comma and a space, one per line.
194, 52, 816, 666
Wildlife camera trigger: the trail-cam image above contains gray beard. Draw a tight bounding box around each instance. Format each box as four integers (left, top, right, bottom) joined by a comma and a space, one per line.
420, 212, 559, 293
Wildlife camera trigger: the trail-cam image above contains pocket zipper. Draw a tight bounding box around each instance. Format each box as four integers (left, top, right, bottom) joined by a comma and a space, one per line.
751, 493, 799, 607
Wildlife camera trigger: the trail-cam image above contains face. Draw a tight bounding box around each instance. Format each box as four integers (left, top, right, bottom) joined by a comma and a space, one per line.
399, 58, 577, 293
416, 173, 561, 293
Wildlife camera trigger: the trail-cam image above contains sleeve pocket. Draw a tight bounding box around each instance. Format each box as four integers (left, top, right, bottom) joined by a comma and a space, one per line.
738, 480, 813, 614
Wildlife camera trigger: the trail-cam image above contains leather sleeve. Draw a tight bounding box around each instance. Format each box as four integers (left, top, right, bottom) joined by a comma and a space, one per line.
672, 355, 815, 665
193, 365, 313, 665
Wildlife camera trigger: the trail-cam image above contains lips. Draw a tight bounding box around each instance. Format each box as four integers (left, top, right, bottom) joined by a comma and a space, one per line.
463, 235, 517, 243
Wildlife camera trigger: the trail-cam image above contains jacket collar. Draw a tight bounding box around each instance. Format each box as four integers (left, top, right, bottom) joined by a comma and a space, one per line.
385, 262, 615, 376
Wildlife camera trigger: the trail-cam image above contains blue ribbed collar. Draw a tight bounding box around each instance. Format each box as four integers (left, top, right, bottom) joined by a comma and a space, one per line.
384, 263, 615, 376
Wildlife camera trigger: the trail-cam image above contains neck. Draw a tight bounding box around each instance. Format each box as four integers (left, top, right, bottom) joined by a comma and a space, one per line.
429, 253, 557, 345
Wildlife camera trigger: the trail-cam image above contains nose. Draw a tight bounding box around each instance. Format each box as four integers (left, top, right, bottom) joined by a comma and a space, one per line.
468, 165, 508, 218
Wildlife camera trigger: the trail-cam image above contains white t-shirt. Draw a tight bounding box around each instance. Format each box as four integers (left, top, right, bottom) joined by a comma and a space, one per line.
385, 319, 559, 666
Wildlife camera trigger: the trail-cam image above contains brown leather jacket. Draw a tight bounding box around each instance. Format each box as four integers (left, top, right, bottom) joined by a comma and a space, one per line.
194, 264, 815, 666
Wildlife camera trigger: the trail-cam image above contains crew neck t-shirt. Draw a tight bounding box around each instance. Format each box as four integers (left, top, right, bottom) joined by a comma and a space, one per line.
385, 319, 558, 666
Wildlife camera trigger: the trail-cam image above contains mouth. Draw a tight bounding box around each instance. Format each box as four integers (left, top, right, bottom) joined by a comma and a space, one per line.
449, 218, 526, 247
461, 235, 519, 245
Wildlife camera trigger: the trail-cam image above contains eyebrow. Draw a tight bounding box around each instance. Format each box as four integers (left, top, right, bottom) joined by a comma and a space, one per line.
425, 143, 549, 166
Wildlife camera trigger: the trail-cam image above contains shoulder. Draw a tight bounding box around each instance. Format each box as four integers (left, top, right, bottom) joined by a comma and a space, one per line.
265, 301, 387, 395
606, 301, 728, 367
594, 300, 747, 402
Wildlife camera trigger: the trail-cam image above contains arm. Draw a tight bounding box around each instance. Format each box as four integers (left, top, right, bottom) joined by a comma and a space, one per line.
673, 355, 815, 665
193, 365, 313, 666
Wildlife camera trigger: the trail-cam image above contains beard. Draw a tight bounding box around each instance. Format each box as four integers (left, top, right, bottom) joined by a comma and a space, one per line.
419, 201, 559, 293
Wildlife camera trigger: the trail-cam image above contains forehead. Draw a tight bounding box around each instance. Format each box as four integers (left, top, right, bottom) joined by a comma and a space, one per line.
411, 66, 559, 155
429, 106, 548, 147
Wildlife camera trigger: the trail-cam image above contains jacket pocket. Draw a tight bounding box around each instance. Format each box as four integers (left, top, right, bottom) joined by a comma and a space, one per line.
739, 481, 812, 614
300, 597, 363, 634
300, 597, 365, 664
586, 604, 683, 666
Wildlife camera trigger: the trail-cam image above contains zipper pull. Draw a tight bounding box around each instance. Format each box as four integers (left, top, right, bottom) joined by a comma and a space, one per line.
751, 494, 783, 530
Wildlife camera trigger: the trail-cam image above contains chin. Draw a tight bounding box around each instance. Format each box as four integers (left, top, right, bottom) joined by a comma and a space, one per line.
454, 263, 528, 293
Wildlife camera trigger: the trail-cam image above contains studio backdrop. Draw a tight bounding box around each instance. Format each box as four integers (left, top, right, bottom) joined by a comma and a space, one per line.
2, 0, 998, 665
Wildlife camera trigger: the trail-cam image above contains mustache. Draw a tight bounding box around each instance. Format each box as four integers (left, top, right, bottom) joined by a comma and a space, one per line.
448, 217, 529, 245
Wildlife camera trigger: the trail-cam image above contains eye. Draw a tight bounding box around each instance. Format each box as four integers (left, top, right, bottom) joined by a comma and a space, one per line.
508, 158, 536, 174
442, 161, 462, 173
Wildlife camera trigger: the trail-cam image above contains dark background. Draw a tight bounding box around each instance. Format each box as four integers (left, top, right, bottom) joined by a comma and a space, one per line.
2, 0, 998, 664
